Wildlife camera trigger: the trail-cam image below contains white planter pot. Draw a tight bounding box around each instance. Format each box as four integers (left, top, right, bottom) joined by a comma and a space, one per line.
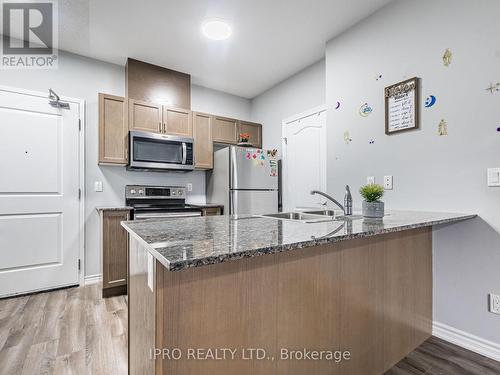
362, 200, 384, 218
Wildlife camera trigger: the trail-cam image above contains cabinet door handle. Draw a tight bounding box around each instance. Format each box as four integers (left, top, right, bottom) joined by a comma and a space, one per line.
159, 122, 161, 132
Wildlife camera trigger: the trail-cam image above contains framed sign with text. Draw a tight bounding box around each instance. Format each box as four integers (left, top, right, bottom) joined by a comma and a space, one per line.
385, 77, 419, 134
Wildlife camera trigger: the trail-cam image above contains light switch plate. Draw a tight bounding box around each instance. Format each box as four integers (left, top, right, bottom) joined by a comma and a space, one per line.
487, 168, 500, 187
384, 175, 393, 190
187, 183, 193, 192
367, 176, 375, 184
94, 181, 103, 192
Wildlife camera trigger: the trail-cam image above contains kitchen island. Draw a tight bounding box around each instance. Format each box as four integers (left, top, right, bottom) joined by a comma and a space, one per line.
122, 210, 475, 375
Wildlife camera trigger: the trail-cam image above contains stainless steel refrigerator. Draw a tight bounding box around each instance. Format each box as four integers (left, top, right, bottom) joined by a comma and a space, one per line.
206, 146, 279, 215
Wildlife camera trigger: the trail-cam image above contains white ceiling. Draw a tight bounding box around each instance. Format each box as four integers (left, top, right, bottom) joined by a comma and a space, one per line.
59, 0, 392, 98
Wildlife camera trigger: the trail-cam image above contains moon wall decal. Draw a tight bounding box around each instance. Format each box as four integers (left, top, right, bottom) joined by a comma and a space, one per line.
335, 101, 341, 109
425, 95, 437, 108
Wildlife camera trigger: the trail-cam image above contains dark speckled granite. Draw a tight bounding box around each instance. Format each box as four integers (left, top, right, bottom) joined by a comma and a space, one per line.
121, 210, 476, 272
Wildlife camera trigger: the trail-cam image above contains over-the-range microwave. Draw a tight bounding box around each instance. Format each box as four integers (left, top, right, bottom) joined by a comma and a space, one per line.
128, 130, 194, 172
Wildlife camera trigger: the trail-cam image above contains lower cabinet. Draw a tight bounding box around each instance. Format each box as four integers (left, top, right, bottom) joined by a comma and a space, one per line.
99, 208, 130, 297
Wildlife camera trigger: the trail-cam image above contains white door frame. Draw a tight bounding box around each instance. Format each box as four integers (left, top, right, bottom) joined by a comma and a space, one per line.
0, 85, 86, 287
281, 105, 326, 212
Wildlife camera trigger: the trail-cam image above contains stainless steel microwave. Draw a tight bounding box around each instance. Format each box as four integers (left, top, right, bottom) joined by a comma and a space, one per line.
128, 130, 194, 172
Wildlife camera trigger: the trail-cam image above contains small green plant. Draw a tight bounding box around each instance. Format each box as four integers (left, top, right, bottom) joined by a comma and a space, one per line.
359, 184, 384, 202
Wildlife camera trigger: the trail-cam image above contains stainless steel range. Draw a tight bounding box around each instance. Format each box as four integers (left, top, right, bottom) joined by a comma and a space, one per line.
125, 185, 202, 220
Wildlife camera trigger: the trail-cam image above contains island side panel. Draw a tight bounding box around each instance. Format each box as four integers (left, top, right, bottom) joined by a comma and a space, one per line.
156, 253, 279, 375
382, 226, 432, 370
154, 227, 432, 375
339, 227, 432, 374
129, 236, 156, 375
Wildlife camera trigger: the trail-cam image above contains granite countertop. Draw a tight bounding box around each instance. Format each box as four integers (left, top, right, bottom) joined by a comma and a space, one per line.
121, 210, 476, 272
96, 206, 133, 212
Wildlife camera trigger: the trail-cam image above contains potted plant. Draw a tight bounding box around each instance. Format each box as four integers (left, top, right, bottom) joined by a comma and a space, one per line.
238, 132, 251, 146
359, 183, 385, 218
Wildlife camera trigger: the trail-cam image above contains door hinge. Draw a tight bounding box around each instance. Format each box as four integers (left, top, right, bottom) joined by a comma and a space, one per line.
78, 259, 81, 271
78, 188, 82, 200
78, 119, 82, 131
283, 137, 288, 145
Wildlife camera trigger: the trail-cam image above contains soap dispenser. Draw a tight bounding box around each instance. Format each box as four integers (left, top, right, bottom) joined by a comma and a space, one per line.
344, 185, 353, 216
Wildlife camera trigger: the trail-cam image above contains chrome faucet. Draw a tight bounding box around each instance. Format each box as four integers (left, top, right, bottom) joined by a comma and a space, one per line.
310, 185, 353, 216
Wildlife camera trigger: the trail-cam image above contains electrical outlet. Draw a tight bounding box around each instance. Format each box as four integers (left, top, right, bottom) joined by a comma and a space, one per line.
384, 175, 393, 190
187, 183, 193, 192
489, 293, 500, 315
367, 176, 375, 184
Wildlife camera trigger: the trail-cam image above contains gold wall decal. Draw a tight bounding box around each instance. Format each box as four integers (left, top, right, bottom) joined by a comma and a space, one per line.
438, 119, 448, 136
443, 48, 452, 67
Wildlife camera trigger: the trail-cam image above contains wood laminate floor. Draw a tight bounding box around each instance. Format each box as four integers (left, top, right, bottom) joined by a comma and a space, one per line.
1, 285, 499, 375
0, 284, 127, 375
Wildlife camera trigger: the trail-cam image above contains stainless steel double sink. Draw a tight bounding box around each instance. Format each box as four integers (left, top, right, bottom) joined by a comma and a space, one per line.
258, 210, 362, 223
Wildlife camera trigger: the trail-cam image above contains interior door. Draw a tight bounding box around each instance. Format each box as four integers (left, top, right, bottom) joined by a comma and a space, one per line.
0, 88, 81, 297
283, 108, 327, 211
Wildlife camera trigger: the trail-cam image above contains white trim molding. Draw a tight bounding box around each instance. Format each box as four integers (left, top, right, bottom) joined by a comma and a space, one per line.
84, 274, 102, 285
433, 321, 500, 362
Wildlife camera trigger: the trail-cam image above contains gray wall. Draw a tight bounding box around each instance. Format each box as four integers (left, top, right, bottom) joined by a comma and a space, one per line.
0, 51, 251, 277
251, 59, 326, 151
325, 0, 500, 343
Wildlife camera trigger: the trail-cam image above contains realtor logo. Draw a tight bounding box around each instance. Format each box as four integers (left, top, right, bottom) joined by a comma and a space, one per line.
1, 0, 58, 69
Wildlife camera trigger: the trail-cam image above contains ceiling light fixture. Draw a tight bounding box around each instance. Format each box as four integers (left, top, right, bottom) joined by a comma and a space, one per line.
201, 19, 232, 40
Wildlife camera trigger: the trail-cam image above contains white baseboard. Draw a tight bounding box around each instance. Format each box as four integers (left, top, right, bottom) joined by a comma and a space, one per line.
433, 321, 500, 362
84, 274, 102, 285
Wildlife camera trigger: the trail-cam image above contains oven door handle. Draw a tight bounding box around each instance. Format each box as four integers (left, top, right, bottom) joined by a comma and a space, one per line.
182, 142, 187, 165
134, 211, 202, 220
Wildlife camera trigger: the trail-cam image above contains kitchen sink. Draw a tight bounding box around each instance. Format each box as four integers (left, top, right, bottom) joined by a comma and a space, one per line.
302, 210, 337, 216
259, 211, 364, 223
303, 210, 363, 221
259, 212, 336, 223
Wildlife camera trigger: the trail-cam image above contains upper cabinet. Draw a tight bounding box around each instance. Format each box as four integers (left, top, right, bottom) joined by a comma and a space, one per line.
238, 120, 262, 148
212, 116, 238, 144
163, 106, 192, 137
98, 94, 129, 165
98, 92, 264, 169
126, 58, 191, 109
128, 99, 162, 133
193, 112, 213, 169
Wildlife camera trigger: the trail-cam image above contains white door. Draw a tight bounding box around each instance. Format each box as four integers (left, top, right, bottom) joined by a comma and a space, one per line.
282, 107, 327, 211
0, 87, 82, 297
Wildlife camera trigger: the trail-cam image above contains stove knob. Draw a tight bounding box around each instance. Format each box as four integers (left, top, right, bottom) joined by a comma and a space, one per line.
172, 191, 176, 196
130, 189, 136, 195
138, 189, 144, 195
179, 190, 184, 196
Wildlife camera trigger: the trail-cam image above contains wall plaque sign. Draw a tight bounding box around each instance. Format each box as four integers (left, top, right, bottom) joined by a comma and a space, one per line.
385, 77, 419, 135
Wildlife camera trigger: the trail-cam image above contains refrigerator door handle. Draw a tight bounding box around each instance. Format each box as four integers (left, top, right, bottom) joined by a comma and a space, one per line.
230, 190, 237, 214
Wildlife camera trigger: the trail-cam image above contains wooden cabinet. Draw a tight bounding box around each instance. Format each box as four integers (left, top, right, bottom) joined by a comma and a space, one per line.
100, 209, 130, 297
129, 99, 162, 133
163, 106, 192, 137
193, 112, 213, 169
238, 120, 262, 148
99, 92, 264, 169
200, 206, 222, 216
213, 116, 238, 144
98, 94, 129, 165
